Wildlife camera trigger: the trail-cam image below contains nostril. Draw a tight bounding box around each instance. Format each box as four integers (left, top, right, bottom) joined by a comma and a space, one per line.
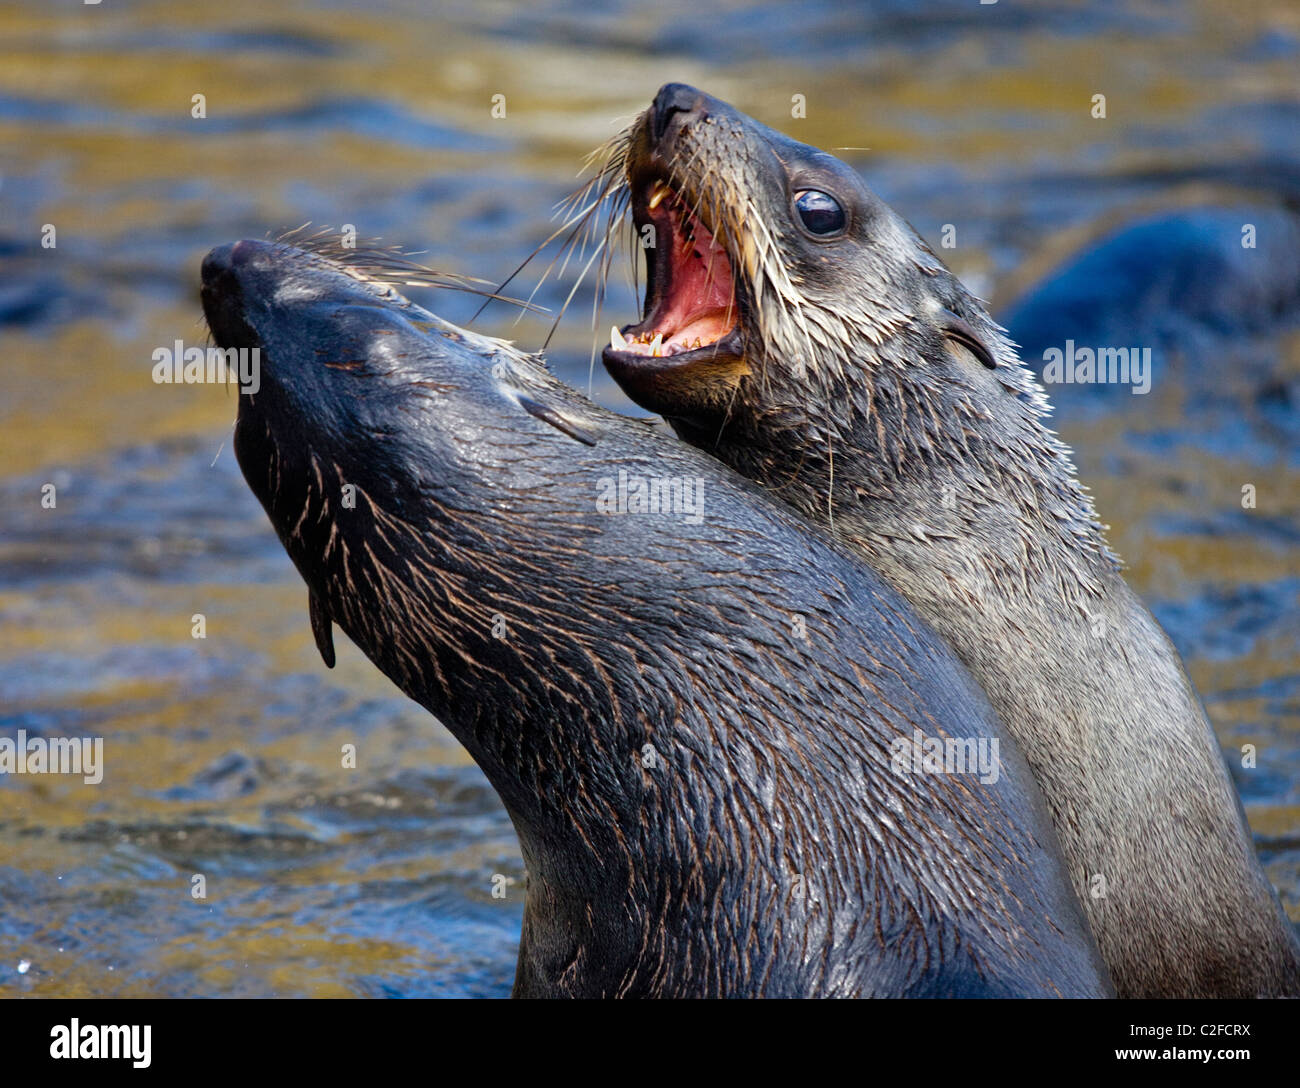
651, 82, 705, 144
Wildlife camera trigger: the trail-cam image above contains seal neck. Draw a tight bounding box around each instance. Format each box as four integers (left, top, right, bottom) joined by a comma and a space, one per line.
703, 341, 1120, 600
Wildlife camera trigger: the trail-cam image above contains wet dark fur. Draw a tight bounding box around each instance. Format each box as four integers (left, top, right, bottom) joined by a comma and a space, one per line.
599, 85, 1300, 998
202, 239, 1110, 998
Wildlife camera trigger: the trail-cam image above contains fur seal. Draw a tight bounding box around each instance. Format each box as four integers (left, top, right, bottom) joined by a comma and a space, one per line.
600, 83, 1300, 998
201, 237, 1111, 998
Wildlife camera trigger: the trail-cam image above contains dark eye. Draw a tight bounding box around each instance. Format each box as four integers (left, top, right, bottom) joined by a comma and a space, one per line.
793, 189, 846, 235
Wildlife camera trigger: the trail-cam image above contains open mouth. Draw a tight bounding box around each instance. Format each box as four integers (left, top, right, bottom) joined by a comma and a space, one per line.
604, 178, 745, 373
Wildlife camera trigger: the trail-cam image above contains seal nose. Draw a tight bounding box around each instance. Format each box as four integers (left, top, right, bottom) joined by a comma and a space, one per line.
650, 82, 707, 143
202, 239, 266, 287
201, 241, 263, 351
201, 242, 238, 287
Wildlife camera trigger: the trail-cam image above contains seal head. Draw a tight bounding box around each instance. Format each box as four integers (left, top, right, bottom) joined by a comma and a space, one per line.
605, 83, 1001, 434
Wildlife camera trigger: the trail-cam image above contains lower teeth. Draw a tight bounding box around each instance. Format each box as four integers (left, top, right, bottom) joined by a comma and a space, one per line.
609, 329, 712, 356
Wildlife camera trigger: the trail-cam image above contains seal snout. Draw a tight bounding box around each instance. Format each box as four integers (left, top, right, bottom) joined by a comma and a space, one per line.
201, 238, 274, 284
650, 83, 708, 143
200, 242, 238, 285
603, 85, 748, 421
200, 239, 268, 306
200, 240, 267, 353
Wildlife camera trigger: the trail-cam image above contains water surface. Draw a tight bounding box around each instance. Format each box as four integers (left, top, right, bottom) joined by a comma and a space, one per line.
2, 0, 1298, 996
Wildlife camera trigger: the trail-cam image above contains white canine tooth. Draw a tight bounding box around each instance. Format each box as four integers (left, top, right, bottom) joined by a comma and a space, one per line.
648, 183, 667, 211
611, 325, 628, 352
649, 332, 664, 356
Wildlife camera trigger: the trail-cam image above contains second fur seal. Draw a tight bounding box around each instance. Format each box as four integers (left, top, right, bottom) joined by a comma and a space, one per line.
601, 83, 1300, 998
202, 237, 1109, 998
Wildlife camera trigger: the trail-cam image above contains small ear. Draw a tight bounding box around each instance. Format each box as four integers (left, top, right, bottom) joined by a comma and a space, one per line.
517, 393, 600, 446
941, 309, 997, 370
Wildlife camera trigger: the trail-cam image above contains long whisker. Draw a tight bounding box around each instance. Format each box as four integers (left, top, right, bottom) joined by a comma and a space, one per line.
544, 231, 614, 350
587, 186, 632, 392
472, 128, 635, 331
271, 224, 547, 312
515, 188, 619, 327
509, 158, 634, 328
469, 193, 608, 322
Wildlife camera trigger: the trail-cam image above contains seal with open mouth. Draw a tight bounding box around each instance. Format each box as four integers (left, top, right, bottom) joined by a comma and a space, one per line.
601, 84, 1300, 998
201, 237, 1110, 998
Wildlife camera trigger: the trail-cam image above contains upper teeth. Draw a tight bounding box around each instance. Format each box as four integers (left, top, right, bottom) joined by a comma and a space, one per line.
648, 181, 669, 211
